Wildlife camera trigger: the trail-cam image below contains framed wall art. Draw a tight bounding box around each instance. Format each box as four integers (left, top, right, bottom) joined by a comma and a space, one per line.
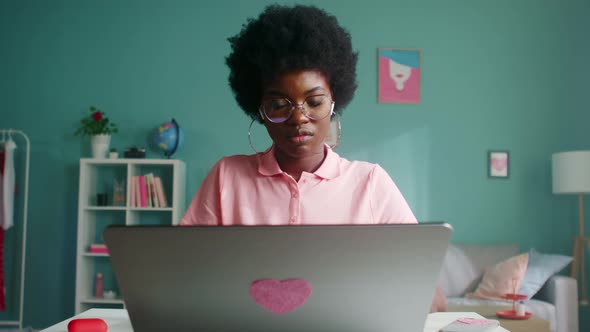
488, 150, 509, 178
378, 48, 421, 104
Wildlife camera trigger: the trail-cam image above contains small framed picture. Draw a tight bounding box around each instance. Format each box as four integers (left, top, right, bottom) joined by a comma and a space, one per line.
488, 151, 509, 178
378, 48, 421, 104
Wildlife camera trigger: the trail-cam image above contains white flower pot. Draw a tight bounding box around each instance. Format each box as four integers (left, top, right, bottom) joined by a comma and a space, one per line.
91, 134, 111, 159
109, 151, 119, 159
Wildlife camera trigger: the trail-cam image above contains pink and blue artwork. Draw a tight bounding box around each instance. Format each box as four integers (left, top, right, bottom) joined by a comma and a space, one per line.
378, 48, 421, 104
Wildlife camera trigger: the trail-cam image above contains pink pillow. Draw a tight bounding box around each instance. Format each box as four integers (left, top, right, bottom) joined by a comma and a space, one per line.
467, 253, 529, 300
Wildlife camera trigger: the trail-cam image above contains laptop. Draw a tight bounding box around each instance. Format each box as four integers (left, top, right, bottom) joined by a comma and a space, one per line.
103, 223, 452, 332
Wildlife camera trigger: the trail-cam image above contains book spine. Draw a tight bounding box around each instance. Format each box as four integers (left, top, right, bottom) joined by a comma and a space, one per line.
135, 175, 141, 208
130, 176, 136, 207
139, 175, 147, 207
145, 174, 152, 207
149, 173, 159, 208
155, 177, 168, 208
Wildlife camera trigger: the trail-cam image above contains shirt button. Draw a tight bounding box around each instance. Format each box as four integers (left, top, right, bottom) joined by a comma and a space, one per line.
292, 191, 298, 198
290, 216, 297, 224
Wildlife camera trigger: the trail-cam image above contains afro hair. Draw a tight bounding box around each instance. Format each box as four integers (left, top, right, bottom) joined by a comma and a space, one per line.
226, 4, 358, 123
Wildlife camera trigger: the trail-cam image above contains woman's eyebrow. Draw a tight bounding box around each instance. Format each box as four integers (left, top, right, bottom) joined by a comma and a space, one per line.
264, 86, 327, 97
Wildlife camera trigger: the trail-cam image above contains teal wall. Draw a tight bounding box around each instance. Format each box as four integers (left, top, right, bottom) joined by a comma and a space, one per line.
1, 0, 589, 328
570, 0, 590, 328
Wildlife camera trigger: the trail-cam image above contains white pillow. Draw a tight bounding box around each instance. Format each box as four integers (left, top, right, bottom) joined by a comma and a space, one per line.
437, 244, 480, 297
518, 248, 572, 299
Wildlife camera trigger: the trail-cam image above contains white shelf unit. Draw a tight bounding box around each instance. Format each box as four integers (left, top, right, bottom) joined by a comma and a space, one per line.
74, 158, 186, 314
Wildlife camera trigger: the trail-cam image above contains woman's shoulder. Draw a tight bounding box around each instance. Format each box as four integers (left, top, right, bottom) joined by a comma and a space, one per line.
334, 153, 384, 173
211, 153, 259, 172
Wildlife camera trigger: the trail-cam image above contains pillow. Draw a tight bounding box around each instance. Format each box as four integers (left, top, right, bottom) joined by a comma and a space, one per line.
437, 244, 481, 297
518, 248, 573, 299
466, 253, 529, 300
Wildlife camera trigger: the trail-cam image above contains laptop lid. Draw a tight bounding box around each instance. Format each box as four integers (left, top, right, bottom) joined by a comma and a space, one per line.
103, 223, 452, 332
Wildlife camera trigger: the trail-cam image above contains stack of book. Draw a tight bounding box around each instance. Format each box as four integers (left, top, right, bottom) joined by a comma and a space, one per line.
129, 173, 169, 208
89, 243, 109, 254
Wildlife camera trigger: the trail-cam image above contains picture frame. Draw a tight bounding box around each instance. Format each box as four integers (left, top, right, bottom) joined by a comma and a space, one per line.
488, 150, 509, 178
378, 48, 421, 104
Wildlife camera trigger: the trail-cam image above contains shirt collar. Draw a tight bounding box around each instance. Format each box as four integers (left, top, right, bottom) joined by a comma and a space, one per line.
257, 144, 341, 179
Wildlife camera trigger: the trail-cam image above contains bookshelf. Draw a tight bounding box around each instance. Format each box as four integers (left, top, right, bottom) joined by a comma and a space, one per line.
74, 158, 186, 313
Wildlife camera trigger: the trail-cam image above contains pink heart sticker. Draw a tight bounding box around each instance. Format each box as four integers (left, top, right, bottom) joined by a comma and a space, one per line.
249, 278, 313, 314
491, 157, 507, 171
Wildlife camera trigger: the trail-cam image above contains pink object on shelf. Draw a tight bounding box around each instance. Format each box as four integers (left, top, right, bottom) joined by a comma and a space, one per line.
95, 273, 103, 298
139, 175, 147, 207
249, 278, 312, 314
89, 247, 109, 254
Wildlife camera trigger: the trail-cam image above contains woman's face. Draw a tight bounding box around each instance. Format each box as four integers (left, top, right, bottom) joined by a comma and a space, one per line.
261, 70, 333, 161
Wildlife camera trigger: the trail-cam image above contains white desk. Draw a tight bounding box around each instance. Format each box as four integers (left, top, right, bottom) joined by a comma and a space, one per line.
41, 309, 509, 332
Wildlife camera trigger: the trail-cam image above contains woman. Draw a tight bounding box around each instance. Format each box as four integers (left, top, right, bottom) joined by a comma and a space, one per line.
180, 4, 447, 311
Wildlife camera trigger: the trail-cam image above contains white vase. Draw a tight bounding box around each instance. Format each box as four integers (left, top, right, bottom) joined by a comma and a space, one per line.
91, 134, 111, 159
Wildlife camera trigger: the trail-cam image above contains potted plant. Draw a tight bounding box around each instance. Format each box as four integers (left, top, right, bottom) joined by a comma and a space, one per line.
109, 148, 119, 159
74, 106, 119, 158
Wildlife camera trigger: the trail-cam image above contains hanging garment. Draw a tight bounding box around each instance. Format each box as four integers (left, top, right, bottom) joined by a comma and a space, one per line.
0, 148, 5, 310
0, 148, 4, 227
2, 137, 16, 230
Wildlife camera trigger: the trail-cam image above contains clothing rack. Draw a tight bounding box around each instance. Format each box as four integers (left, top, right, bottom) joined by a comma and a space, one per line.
0, 129, 29, 331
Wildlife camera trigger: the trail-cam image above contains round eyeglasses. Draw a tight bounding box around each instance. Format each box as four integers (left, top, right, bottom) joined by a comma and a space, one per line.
259, 95, 335, 123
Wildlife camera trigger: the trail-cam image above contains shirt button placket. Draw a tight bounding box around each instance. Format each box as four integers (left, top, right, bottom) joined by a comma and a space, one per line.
289, 184, 300, 224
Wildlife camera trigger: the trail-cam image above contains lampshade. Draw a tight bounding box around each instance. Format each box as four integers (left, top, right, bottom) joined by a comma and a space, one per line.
552, 151, 590, 194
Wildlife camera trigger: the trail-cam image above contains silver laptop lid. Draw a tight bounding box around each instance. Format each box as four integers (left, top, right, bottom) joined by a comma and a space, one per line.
104, 223, 452, 332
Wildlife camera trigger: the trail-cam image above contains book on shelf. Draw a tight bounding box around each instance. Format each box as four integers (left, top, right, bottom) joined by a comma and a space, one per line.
147, 173, 160, 208
155, 176, 168, 208
135, 175, 141, 207
130, 176, 136, 207
145, 175, 152, 207
89, 243, 109, 254
129, 173, 169, 208
139, 175, 147, 207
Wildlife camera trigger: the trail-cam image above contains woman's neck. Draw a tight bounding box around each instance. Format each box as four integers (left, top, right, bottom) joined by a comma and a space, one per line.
275, 148, 326, 182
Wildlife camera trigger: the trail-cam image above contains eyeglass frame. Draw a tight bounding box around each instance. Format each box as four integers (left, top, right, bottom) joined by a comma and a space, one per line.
258, 95, 336, 123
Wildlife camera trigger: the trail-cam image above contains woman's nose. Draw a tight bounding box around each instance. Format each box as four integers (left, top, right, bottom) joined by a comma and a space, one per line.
286, 104, 309, 124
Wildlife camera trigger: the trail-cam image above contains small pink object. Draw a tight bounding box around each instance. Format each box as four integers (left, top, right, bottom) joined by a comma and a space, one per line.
89, 247, 109, 254
95, 273, 103, 298
249, 278, 312, 314
67, 318, 107, 332
457, 318, 494, 325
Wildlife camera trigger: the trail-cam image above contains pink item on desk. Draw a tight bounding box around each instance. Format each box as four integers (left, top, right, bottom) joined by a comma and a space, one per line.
67, 318, 107, 332
249, 278, 312, 314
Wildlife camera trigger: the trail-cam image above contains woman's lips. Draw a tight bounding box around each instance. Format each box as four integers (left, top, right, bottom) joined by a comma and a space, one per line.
290, 134, 312, 144
289, 131, 313, 144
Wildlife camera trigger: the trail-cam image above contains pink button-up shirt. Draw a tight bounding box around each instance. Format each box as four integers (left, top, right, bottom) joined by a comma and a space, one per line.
180, 146, 417, 226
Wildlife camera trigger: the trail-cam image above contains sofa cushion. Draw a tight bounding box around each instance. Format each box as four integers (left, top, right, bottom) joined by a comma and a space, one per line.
519, 248, 573, 299
467, 253, 529, 300
438, 244, 520, 297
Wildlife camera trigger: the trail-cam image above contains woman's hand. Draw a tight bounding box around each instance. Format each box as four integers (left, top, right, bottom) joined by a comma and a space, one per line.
430, 287, 448, 313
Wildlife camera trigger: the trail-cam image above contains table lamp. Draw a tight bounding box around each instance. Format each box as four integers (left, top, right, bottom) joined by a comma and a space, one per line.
552, 150, 590, 305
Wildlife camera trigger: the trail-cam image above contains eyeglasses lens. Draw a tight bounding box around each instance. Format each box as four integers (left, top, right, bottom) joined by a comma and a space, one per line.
261, 95, 333, 123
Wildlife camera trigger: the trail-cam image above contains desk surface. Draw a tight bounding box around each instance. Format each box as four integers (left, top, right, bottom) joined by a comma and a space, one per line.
41, 309, 509, 332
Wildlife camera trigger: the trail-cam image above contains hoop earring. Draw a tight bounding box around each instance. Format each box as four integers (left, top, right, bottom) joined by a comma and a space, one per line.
248, 118, 258, 153
326, 116, 341, 149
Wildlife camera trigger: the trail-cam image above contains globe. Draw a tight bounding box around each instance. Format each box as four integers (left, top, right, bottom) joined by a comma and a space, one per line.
153, 119, 184, 158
